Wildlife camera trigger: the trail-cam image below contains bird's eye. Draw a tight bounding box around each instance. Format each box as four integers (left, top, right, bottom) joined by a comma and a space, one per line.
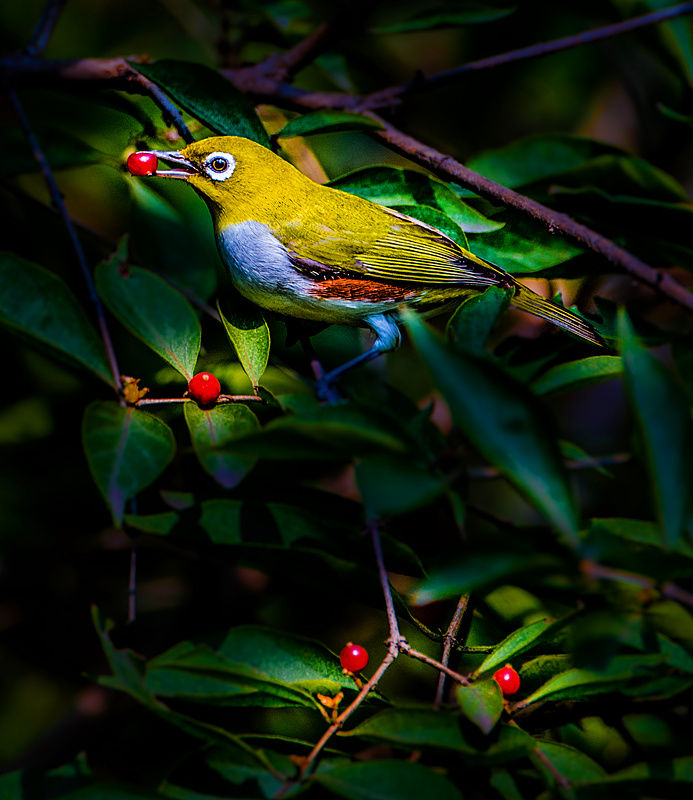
204, 152, 236, 182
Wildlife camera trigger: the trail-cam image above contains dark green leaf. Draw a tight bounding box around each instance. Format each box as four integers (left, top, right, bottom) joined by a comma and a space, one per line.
355, 455, 448, 517
456, 680, 503, 734
129, 181, 218, 301
277, 111, 384, 138
619, 309, 693, 549
475, 611, 579, 677
579, 755, 693, 794
82, 402, 175, 525
342, 710, 534, 764
532, 355, 623, 396
519, 654, 666, 706
404, 310, 579, 542
447, 285, 513, 353
532, 740, 606, 787
314, 760, 463, 800
0, 252, 113, 385
328, 167, 502, 233
217, 295, 270, 388
96, 258, 201, 379
373, 3, 515, 34
185, 402, 259, 488
133, 60, 270, 147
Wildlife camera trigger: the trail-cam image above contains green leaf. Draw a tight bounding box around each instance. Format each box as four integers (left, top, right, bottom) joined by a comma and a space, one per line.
328, 167, 503, 233
96, 258, 201, 379
447, 285, 513, 353
82, 402, 175, 525
342, 709, 534, 764
0, 252, 113, 385
0, 755, 93, 799
129, 182, 218, 301
456, 680, 504, 734
145, 625, 365, 708
579, 755, 693, 794
532, 740, 606, 787
619, 309, 693, 549
217, 295, 270, 388
277, 111, 384, 138
532, 355, 623, 396
355, 455, 448, 517
466, 133, 625, 189
373, 3, 515, 34
404, 310, 579, 542
520, 654, 666, 706
133, 60, 270, 147
475, 611, 579, 677
184, 402, 259, 488
314, 760, 463, 800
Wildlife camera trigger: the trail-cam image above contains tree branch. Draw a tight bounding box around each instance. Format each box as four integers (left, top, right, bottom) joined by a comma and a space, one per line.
434, 595, 469, 707
25, 0, 68, 57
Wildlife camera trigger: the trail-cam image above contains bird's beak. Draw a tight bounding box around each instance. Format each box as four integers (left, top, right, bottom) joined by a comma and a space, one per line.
148, 150, 198, 180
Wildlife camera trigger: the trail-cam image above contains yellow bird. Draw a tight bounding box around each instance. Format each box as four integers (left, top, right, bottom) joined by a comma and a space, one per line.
131, 136, 602, 389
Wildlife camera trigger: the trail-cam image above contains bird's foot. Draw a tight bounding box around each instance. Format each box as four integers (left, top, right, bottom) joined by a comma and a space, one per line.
315, 376, 343, 404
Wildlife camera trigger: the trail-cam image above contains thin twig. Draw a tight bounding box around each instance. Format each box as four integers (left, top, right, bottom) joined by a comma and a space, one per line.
128, 70, 194, 143
467, 452, 632, 480
26, 0, 68, 57
364, 2, 693, 108
8, 88, 123, 393
370, 117, 693, 315
434, 595, 469, 707
398, 640, 470, 686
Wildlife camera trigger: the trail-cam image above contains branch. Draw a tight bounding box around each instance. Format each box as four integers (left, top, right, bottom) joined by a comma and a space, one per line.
434, 595, 469, 707
26, 0, 68, 57
8, 88, 123, 393
467, 452, 632, 480
370, 117, 693, 315
364, 2, 693, 108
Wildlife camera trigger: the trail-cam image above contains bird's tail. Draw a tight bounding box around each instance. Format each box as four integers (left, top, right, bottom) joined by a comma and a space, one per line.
510, 280, 604, 347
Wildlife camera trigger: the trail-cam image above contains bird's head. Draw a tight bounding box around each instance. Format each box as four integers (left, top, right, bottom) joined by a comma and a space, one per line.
135, 136, 301, 226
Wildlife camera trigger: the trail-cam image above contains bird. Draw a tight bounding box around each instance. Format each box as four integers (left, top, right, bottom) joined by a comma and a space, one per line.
130, 135, 603, 393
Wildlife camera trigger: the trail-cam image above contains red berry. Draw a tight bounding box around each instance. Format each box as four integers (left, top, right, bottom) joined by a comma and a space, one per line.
493, 664, 520, 696
188, 372, 221, 406
127, 151, 158, 176
340, 642, 369, 673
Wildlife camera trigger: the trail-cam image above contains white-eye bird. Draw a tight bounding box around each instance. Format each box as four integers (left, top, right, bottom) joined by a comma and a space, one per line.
133, 136, 602, 388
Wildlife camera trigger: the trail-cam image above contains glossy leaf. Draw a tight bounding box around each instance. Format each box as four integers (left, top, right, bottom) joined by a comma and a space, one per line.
329, 166, 503, 233
532, 740, 606, 787
96, 258, 201, 379
475, 611, 579, 677
355, 455, 448, 517
456, 680, 503, 734
373, 4, 515, 33
184, 402, 259, 488
342, 710, 534, 764
578, 755, 693, 795
217, 295, 270, 388
129, 181, 218, 301
82, 402, 175, 525
134, 60, 270, 147
447, 285, 513, 353
277, 111, 384, 138
619, 309, 693, 549
0, 252, 113, 385
532, 355, 623, 396
520, 654, 666, 706
145, 625, 364, 708
404, 310, 579, 542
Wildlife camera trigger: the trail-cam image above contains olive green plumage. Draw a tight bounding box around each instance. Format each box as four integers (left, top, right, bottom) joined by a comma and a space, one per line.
140, 135, 602, 353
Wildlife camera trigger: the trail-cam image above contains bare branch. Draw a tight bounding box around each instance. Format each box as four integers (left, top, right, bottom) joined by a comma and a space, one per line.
434, 595, 469, 707
26, 0, 68, 57
370, 117, 693, 315
8, 88, 122, 393
364, 2, 693, 108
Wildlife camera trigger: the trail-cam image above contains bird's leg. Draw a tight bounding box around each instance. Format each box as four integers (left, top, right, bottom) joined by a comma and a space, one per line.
314, 314, 401, 402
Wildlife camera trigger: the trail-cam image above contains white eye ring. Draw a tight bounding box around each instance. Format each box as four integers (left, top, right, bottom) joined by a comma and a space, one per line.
204, 152, 236, 181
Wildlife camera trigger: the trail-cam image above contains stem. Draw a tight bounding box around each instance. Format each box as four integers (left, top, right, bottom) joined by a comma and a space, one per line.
127, 534, 137, 624
26, 0, 68, 56
129, 70, 194, 143
371, 118, 693, 315
8, 88, 123, 393
467, 452, 632, 480
399, 640, 470, 687
434, 595, 469, 707
365, 2, 693, 105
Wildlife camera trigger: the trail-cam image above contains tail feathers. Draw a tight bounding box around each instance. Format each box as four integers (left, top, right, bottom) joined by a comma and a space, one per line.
511, 282, 604, 347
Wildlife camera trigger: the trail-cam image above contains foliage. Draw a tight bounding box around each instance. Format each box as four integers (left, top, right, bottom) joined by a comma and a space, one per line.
2, 1, 693, 798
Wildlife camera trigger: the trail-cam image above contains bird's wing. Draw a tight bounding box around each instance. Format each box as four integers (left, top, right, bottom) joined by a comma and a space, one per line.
285, 205, 506, 288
